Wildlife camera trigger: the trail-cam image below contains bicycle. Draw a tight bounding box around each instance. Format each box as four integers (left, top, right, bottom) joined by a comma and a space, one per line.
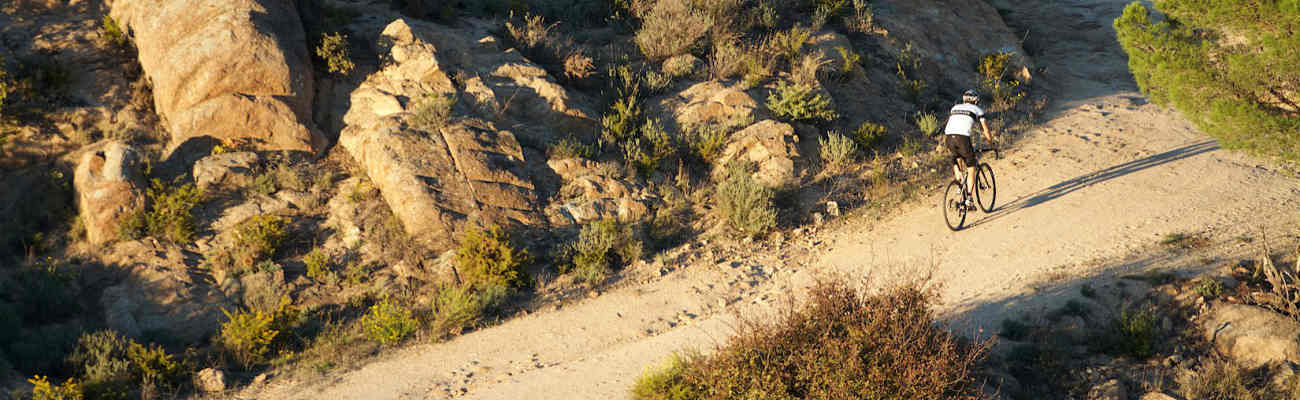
942, 146, 999, 231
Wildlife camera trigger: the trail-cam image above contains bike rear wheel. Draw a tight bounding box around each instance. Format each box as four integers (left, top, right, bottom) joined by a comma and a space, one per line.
943, 180, 967, 231
975, 163, 997, 212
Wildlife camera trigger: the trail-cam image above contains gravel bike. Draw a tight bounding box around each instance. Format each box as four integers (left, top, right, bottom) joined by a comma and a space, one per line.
942, 146, 999, 231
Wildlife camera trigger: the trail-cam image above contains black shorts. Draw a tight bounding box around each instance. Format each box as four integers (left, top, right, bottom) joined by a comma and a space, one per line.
944, 134, 977, 167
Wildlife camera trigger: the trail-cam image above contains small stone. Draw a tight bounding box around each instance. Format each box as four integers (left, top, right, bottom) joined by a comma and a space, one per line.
826, 201, 840, 217
812, 212, 824, 226
1139, 393, 1176, 400
194, 368, 227, 393
1085, 378, 1127, 400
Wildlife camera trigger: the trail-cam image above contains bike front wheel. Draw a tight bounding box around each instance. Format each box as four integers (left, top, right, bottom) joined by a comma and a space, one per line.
943, 180, 967, 231
975, 163, 996, 212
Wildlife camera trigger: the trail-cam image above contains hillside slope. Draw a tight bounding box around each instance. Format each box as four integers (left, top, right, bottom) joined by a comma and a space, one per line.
254, 0, 1300, 399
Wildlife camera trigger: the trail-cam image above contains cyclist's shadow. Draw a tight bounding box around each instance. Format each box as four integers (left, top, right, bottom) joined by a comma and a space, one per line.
965, 140, 1219, 229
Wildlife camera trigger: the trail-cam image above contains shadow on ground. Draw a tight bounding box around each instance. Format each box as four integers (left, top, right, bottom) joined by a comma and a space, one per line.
965, 140, 1220, 230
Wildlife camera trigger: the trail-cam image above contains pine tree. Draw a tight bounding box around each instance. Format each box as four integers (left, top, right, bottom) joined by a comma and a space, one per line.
1114, 1, 1300, 161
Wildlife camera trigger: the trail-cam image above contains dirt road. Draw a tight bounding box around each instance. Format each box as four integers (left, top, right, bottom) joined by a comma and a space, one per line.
256, 0, 1300, 398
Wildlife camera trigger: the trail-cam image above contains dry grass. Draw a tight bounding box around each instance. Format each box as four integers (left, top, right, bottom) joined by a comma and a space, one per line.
632, 278, 990, 399
635, 0, 713, 61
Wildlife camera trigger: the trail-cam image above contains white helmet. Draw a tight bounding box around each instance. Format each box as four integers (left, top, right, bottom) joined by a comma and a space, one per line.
962, 89, 980, 105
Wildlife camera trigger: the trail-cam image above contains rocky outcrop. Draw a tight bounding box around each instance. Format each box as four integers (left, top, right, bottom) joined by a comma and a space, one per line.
74, 141, 146, 245
194, 368, 227, 393
713, 120, 800, 188
545, 159, 652, 225
1202, 303, 1300, 368
101, 241, 232, 344
192, 152, 259, 191
340, 19, 549, 251
653, 81, 759, 131
110, 0, 324, 153
874, 0, 1032, 84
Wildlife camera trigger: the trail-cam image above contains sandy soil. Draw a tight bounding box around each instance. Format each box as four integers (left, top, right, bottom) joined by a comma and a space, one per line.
254, 0, 1300, 398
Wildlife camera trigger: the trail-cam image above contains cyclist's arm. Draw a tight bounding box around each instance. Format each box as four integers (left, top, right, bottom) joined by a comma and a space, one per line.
980, 119, 995, 144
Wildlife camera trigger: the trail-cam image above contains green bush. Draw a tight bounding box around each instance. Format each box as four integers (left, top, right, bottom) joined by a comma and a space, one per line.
1108, 305, 1157, 358
600, 95, 643, 150
1115, 1, 1300, 161
28, 375, 83, 400
304, 248, 332, 281
915, 112, 941, 136
715, 161, 777, 238
124, 342, 184, 388
624, 118, 675, 177
361, 298, 419, 345
456, 226, 530, 288
219, 308, 279, 368
8, 324, 80, 374
410, 93, 456, 132
819, 131, 858, 171
432, 283, 510, 335
766, 80, 838, 124
1194, 278, 1225, 299
100, 15, 126, 47
232, 215, 289, 272
549, 136, 596, 160
66, 331, 131, 399
8, 265, 80, 324
631, 280, 990, 400
561, 219, 643, 284
770, 25, 813, 63
316, 32, 354, 75
853, 121, 887, 150
685, 123, 732, 163
121, 180, 204, 244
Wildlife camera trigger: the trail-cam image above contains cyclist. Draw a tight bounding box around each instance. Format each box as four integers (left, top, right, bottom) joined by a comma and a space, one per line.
943, 89, 996, 209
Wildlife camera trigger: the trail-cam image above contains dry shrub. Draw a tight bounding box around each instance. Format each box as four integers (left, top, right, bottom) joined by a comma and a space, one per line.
715, 161, 776, 238
819, 131, 858, 172
791, 53, 829, 86
662, 55, 697, 78
563, 51, 595, 80
456, 225, 530, 288
635, 0, 713, 61
506, 13, 555, 50
633, 279, 990, 399
709, 38, 747, 81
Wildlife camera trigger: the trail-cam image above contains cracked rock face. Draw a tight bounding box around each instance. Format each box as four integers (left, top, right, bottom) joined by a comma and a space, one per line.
110, 0, 325, 153
339, 19, 543, 251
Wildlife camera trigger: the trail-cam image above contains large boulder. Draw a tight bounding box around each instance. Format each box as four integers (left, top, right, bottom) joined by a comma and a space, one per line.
1201, 303, 1300, 368
110, 0, 324, 153
712, 120, 801, 188
340, 19, 549, 251
74, 141, 146, 245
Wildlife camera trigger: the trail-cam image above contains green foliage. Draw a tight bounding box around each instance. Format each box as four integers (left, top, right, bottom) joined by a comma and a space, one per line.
66, 331, 131, 399
819, 131, 857, 171
685, 123, 732, 163
834, 46, 862, 78
631, 280, 990, 399
1109, 305, 1157, 358
625, 118, 675, 177
600, 95, 643, 150
304, 248, 332, 281
7, 264, 80, 324
771, 25, 813, 63
767, 80, 838, 124
549, 136, 597, 160
915, 112, 941, 136
1, 168, 75, 259
561, 219, 643, 284
219, 308, 279, 368
999, 318, 1031, 341
456, 226, 530, 288
630, 354, 705, 400
1194, 278, 1225, 299
432, 283, 509, 334
410, 93, 456, 132
715, 161, 777, 238
121, 179, 204, 244
1115, 1, 1300, 161
100, 16, 126, 47
361, 298, 419, 345
28, 375, 83, 400
232, 215, 289, 272
852, 120, 887, 150
125, 342, 184, 388
978, 51, 1025, 111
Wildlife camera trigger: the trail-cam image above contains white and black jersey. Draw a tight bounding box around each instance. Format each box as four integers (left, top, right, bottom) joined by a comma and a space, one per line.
944, 103, 986, 136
